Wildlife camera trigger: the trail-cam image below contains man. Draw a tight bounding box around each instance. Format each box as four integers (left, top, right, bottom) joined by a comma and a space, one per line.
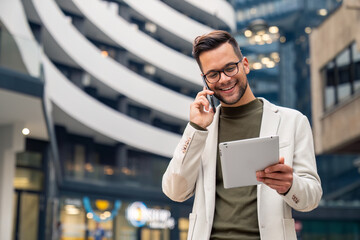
162, 30, 322, 240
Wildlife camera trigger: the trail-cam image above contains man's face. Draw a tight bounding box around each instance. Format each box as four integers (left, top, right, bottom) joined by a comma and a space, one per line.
199, 43, 250, 107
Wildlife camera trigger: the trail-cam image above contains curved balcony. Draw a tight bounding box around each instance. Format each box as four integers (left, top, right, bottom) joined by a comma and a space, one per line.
0, 0, 41, 78
5, 0, 182, 157
29, 0, 192, 121
70, 0, 202, 87
122, 0, 213, 44
163, 0, 236, 32
43, 55, 181, 157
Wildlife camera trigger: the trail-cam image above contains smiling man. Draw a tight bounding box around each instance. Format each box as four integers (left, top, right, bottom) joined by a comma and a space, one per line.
162, 30, 322, 240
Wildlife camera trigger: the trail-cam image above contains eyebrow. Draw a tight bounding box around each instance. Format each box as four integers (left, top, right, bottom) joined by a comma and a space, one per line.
203, 60, 239, 75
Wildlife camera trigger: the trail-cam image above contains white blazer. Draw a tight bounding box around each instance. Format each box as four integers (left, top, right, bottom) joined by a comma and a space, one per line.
162, 98, 322, 240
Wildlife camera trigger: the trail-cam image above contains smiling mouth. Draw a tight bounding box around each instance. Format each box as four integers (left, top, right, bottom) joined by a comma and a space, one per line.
219, 83, 236, 91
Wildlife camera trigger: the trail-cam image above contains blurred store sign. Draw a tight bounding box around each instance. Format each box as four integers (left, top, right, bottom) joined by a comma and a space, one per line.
65, 198, 82, 207
126, 201, 175, 229
83, 197, 122, 222
95, 199, 110, 211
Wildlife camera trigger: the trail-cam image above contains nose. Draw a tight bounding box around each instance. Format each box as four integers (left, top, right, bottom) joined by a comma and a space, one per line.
218, 71, 231, 83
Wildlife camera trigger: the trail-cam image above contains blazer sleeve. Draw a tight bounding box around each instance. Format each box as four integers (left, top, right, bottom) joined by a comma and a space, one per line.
282, 115, 323, 211
162, 123, 208, 202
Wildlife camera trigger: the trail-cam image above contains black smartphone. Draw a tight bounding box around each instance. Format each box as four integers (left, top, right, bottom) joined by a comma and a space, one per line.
202, 78, 216, 113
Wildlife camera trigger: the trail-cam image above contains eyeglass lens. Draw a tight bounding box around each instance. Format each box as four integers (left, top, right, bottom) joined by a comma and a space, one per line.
205, 61, 240, 83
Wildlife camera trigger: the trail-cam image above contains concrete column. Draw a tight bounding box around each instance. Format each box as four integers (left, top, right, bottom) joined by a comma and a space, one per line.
0, 123, 25, 240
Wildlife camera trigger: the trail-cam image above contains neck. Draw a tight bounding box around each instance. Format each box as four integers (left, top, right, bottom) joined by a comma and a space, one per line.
221, 83, 256, 107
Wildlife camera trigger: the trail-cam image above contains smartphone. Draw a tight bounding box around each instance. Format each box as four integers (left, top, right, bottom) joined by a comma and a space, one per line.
202, 78, 216, 113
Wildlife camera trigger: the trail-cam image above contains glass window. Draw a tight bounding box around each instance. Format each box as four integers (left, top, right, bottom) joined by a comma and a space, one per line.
16, 152, 42, 168
336, 47, 351, 102
73, 144, 86, 179
324, 62, 336, 110
13, 168, 43, 191
18, 193, 39, 240
352, 42, 360, 92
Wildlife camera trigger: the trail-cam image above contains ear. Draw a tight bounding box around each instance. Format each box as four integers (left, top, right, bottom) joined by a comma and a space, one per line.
242, 57, 250, 75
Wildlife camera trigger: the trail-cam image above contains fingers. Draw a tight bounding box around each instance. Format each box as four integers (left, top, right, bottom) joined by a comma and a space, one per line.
189, 89, 216, 128
264, 157, 289, 174
192, 95, 210, 111
192, 89, 215, 111
265, 164, 291, 174
256, 157, 293, 194
197, 88, 214, 98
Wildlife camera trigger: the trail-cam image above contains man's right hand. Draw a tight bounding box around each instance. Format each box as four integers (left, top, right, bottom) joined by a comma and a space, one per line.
190, 88, 215, 129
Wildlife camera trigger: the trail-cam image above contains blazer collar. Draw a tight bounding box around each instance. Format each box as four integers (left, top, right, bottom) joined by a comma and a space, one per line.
258, 97, 280, 137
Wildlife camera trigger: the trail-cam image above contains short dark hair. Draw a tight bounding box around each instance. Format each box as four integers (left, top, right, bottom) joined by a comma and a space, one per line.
192, 30, 243, 71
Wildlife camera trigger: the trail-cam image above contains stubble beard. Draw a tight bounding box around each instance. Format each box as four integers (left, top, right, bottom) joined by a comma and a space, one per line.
213, 76, 248, 105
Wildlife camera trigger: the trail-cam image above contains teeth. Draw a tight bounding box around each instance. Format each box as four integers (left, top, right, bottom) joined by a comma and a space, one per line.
222, 86, 234, 91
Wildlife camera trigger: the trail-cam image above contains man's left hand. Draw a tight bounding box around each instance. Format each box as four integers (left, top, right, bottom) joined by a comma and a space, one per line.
256, 157, 293, 195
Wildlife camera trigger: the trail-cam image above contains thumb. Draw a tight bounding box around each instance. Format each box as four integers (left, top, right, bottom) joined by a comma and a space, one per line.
279, 157, 285, 164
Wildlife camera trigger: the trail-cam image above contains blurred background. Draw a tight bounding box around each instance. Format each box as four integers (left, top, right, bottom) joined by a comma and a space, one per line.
0, 0, 359, 239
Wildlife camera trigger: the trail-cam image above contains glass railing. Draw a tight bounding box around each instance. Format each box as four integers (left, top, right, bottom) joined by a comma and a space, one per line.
63, 160, 168, 190
0, 28, 41, 78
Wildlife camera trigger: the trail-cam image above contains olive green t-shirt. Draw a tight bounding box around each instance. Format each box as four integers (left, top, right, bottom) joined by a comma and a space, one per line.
210, 99, 263, 240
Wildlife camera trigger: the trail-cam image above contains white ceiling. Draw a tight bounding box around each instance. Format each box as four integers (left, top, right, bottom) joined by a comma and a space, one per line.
0, 88, 48, 140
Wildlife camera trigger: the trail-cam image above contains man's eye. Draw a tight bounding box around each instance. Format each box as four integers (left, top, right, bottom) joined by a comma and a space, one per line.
207, 72, 219, 79
225, 65, 236, 72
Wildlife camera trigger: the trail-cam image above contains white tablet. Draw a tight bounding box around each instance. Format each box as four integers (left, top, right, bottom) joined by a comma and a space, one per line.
219, 135, 279, 189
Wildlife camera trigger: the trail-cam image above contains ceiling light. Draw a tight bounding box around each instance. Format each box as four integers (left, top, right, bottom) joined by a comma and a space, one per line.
280, 36, 286, 43
144, 65, 156, 75
145, 22, 157, 33
318, 9, 328, 16
22, 128, 30, 135
270, 52, 279, 59
269, 26, 279, 34
244, 30, 252, 37
65, 205, 80, 215
266, 61, 276, 68
262, 34, 270, 41
254, 35, 262, 42
104, 211, 111, 218
253, 62, 262, 70
257, 30, 266, 36
261, 57, 270, 64
101, 50, 108, 57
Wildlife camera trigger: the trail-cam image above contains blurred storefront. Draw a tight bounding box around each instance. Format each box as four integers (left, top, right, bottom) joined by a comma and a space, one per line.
58, 196, 188, 240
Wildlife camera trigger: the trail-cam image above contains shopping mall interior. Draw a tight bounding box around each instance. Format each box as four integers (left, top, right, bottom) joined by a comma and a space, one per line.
0, 0, 359, 239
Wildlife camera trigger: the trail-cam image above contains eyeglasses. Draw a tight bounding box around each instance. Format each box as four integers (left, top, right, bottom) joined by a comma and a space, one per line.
202, 59, 242, 84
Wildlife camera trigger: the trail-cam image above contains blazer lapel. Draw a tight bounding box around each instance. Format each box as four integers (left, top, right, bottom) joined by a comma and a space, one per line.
202, 106, 220, 224
257, 98, 281, 229
259, 98, 280, 138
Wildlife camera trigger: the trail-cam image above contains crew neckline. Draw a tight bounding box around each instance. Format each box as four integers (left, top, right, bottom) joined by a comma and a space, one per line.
220, 98, 263, 118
